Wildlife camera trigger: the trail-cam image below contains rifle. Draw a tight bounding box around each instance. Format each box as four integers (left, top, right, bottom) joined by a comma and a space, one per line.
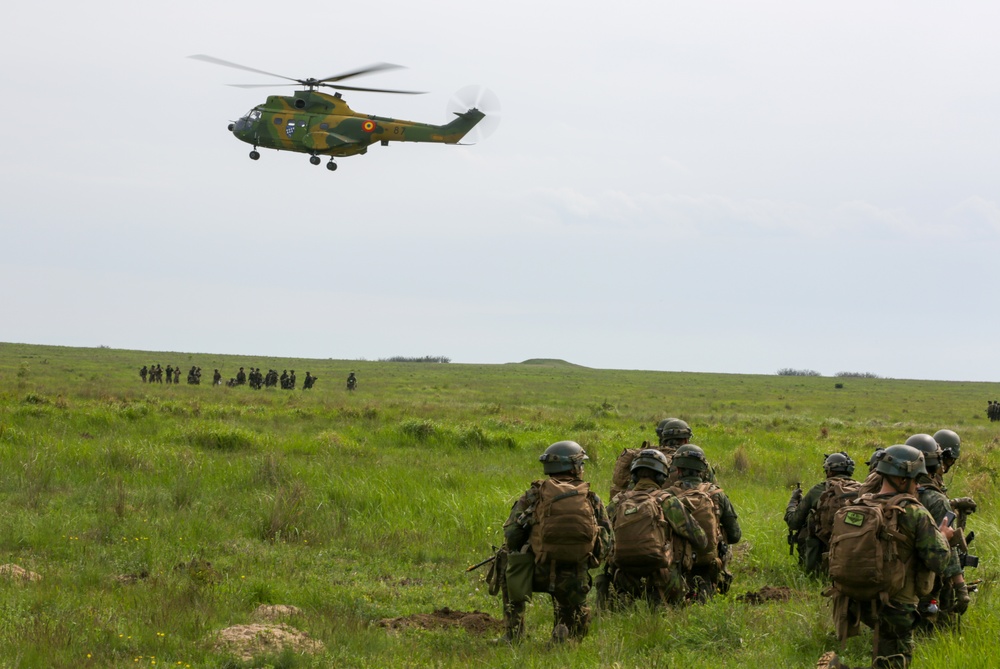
466, 553, 497, 572
788, 482, 802, 556
951, 497, 980, 569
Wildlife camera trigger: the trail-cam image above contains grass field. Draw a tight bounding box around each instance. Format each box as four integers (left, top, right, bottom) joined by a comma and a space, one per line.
0, 342, 998, 668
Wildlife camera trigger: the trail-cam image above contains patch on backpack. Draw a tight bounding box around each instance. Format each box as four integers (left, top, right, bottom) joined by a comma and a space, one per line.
844, 511, 865, 527
624, 508, 638, 516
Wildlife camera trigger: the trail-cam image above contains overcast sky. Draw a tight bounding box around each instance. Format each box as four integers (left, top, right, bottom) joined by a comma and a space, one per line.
2, 2, 999, 382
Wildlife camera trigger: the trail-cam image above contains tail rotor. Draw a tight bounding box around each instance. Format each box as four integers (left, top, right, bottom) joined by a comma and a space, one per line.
446, 85, 501, 143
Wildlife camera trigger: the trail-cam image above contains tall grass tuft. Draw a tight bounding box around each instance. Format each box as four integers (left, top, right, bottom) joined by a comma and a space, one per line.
258, 480, 308, 543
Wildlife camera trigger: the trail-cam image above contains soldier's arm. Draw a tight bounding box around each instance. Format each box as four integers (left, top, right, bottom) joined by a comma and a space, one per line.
502, 489, 536, 552
717, 492, 742, 544
907, 504, 952, 575
663, 495, 708, 551
785, 483, 823, 531
589, 492, 614, 560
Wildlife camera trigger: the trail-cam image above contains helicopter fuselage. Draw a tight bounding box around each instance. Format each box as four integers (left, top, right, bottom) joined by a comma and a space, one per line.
230, 90, 483, 159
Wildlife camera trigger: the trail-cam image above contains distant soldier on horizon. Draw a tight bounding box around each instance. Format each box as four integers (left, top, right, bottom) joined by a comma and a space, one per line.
139, 366, 148, 383
346, 372, 357, 391
236, 367, 247, 386
213, 369, 222, 386
304, 372, 317, 389
165, 365, 174, 384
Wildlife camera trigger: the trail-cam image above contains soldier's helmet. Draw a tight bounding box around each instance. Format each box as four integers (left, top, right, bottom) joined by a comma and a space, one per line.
904, 434, 942, 470
655, 418, 674, 440
933, 429, 961, 462
671, 444, 708, 472
875, 444, 927, 479
822, 452, 855, 476
659, 418, 693, 442
630, 449, 670, 477
539, 441, 589, 474
865, 447, 886, 472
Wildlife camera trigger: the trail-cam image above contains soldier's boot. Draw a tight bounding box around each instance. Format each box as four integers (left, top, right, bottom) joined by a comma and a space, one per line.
815, 651, 850, 669
873, 654, 908, 669
497, 601, 525, 644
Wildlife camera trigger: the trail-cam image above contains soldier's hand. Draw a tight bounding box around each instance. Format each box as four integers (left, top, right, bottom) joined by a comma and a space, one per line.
950, 497, 977, 514
938, 518, 956, 542
789, 488, 803, 504
953, 580, 971, 614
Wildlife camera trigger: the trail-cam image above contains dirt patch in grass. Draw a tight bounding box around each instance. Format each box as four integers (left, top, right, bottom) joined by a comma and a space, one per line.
736, 585, 793, 604
377, 607, 503, 636
0, 564, 41, 582
253, 604, 302, 621
211, 623, 324, 661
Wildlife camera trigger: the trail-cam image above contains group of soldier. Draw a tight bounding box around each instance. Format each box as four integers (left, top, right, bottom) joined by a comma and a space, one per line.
487, 419, 977, 669
226, 367, 318, 390
784, 430, 976, 669
488, 419, 742, 646
986, 400, 1000, 422
138, 365, 202, 385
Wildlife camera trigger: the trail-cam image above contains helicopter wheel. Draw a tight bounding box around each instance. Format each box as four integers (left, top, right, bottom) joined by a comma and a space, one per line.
249, 150, 260, 160
326, 161, 338, 172
309, 155, 321, 166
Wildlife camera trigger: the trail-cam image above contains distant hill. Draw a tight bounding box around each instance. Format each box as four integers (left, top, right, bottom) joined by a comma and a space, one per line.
516, 358, 589, 368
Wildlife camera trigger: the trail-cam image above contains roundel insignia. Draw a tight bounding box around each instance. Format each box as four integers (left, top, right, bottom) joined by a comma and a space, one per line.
362, 120, 376, 133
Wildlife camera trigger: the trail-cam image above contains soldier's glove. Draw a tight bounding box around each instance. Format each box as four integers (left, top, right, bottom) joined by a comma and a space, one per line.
789, 488, 803, 505
953, 581, 971, 614
950, 497, 977, 514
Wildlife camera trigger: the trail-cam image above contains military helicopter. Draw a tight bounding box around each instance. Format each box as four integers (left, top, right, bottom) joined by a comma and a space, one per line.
190, 55, 493, 172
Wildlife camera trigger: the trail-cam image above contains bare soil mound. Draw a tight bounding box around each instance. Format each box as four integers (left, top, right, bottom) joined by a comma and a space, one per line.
211, 623, 324, 661
0, 564, 41, 582
378, 607, 503, 636
737, 585, 793, 604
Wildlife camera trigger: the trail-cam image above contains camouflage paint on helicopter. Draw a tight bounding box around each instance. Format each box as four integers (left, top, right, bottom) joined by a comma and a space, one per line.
230, 89, 484, 168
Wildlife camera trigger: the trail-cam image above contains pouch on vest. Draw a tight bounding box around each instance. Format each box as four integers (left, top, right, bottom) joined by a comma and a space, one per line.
505, 551, 535, 604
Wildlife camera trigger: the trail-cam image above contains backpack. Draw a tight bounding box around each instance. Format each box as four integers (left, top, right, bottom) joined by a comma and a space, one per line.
827, 493, 916, 602
610, 447, 641, 499
528, 479, 599, 564
811, 478, 862, 545
668, 482, 722, 566
609, 489, 673, 569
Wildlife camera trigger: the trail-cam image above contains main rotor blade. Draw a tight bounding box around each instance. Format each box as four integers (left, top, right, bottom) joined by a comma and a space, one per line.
319, 62, 405, 83
324, 83, 426, 95
188, 54, 298, 83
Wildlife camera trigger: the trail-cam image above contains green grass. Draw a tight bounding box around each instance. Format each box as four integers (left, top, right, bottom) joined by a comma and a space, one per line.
0, 342, 998, 667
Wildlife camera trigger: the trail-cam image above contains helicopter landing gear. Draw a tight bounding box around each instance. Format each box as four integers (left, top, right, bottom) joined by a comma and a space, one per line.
326, 160, 338, 172
309, 154, 321, 166
249, 150, 260, 160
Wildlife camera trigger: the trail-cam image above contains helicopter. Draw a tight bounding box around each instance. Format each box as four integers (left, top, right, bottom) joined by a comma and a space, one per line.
190, 55, 492, 172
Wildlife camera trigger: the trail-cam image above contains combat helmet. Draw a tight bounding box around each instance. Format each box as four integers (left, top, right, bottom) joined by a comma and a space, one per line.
659, 418, 693, 443
822, 452, 855, 477
539, 441, 589, 474
655, 418, 673, 440
865, 447, 886, 473
671, 444, 708, 472
904, 434, 941, 471
934, 429, 961, 462
630, 449, 670, 477
875, 444, 927, 479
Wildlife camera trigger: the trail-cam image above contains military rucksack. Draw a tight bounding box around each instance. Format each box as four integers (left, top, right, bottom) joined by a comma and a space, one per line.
610, 447, 641, 499
609, 489, 674, 569
528, 479, 599, 564
827, 493, 917, 602
668, 482, 722, 567
811, 478, 862, 545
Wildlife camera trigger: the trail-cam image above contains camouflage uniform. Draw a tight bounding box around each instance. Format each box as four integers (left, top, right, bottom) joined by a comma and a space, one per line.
852, 494, 951, 668
501, 473, 612, 641
785, 475, 855, 576
672, 473, 741, 596
915, 474, 963, 625
605, 477, 707, 606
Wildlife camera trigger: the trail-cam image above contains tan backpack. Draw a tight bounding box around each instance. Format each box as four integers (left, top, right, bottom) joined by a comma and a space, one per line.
827, 493, 915, 602
811, 478, 862, 545
609, 489, 673, 569
529, 479, 599, 564
610, 447, 641, 499
669, 482, 722, 566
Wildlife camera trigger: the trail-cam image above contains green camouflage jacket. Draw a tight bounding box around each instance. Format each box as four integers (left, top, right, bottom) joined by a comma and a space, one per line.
607, 478, 708, 551
502, 473, 613, 561
784, 476, 854, 534
916, 474, 962, 579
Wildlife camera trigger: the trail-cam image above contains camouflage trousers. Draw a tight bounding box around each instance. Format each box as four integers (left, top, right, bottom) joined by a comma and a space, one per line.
503, 561, 592, 641
858, 600, 918, 669
602, 564, 687, 608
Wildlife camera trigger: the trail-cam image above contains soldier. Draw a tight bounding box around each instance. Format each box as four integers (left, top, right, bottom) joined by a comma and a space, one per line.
933, 429, 961, 477
303, 372, 317, 389
165, 365, 174, 384
346, 372, 357, 391
289, 370, 296, 390
827, 444, 954, 669
602, 449, 707, 608
905, 434, 970, 628
785, 452, 859, 576
139, 366, 148, 383
499, 441, 612, 644
175, 367, 182, 384
610, 418, 693, 499
667, 444, 741, 599
236, 367, 247, 386
213, 369, 222, 386
857, 447, 887, 495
